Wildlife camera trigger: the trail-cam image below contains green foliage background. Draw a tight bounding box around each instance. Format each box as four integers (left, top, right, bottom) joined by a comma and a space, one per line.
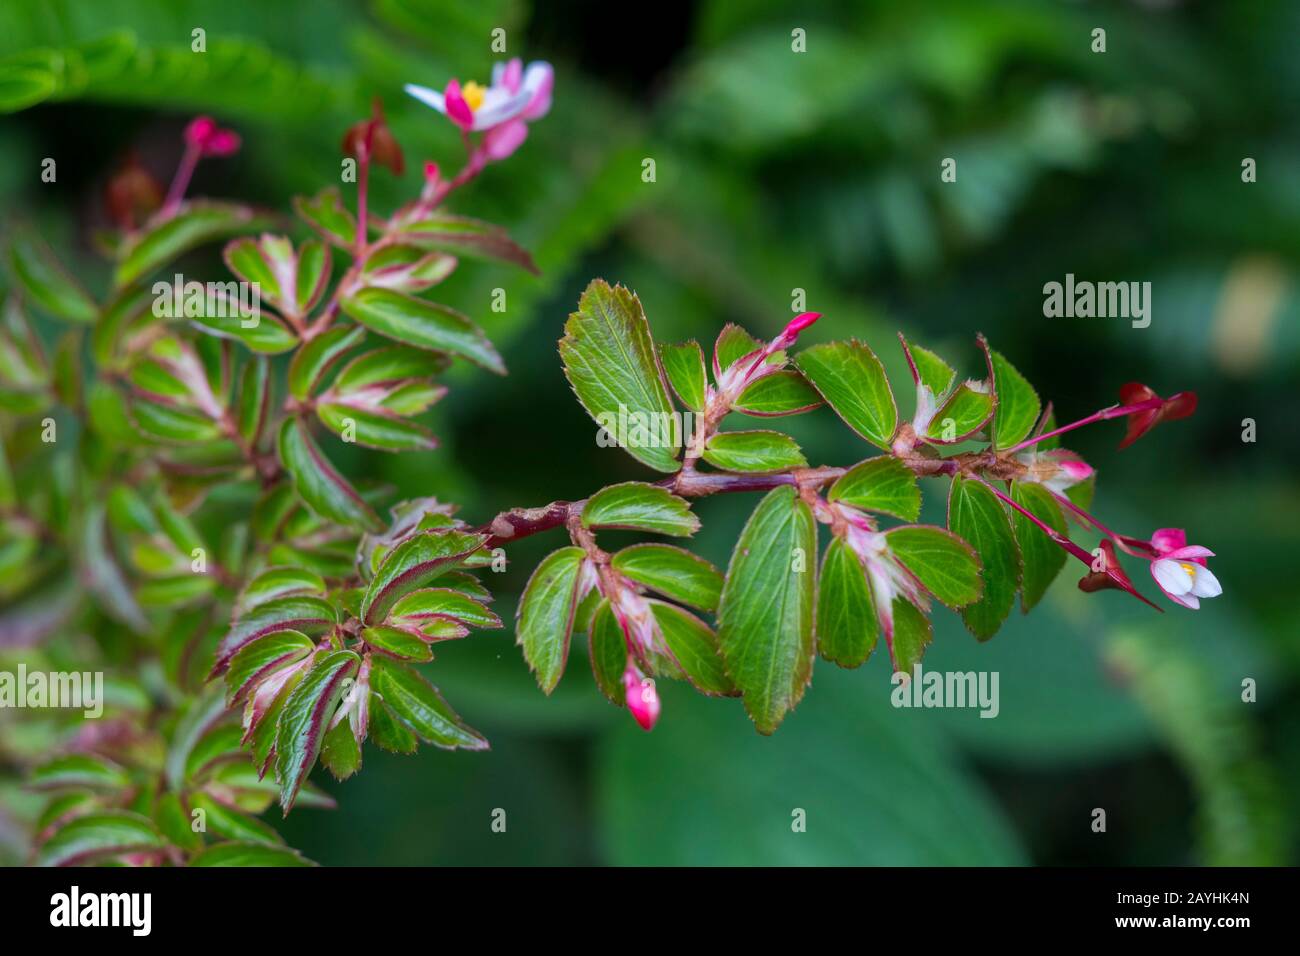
1, 0, 1297, 865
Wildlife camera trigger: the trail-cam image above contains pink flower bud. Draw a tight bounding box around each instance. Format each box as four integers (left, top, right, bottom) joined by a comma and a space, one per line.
770, 311, 821, 352
423, 161, 440, 183
1057, 458, 1094, 482
622, 666, 660, 731
184, 116, 217, 148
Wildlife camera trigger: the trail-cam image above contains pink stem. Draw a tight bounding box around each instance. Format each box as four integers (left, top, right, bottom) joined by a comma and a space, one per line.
162, 143, 201, 216
355, 146, 370, 256
1050, 491, 1154, 558
1004, 397, 1166, 454
973, 476, 1094, 566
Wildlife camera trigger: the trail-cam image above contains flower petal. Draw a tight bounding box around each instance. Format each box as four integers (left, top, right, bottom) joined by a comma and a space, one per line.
483, 119, 528, 160
1151, 558, 1193, 596
404, 83, 446, 114
520, 61, 554, 121
1189, 565, 1222, 598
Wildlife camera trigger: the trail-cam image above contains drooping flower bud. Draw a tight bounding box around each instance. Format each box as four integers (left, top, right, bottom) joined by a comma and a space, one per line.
1116, 383, 1197, 449
1077, 540, 1160, 609
341, 98, 405, 174
104, 151, 162, 230
622, 664, 660, 731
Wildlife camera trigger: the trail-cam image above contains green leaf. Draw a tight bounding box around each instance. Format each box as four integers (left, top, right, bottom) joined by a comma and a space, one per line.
236, 355, 270, 443
0, 295, 48, 386
190, 841, 315, 867
598, 660, 1024, 865
990, 349, 1040, 449
660, 340, 707, 412
360, 529, 486, 624
828, 456, 921, 520
293, 188, 356, 249
361, 244, 457, 293
288, 325, 365, 400
714, 323, 761, 372
717, 486, 817, 734
559, 280, 680, 473
370, 699, 418, 754
115, 201, 262, 287
369, 657, 488, 750
37, 811, 165, 867
277, 418, 381, 533
340, 287, 504, 374
29, 754, 131, 791
816, 537, 877, 667
363, 624, 433, 662
794, 340, 897, 449
889, 596, 933, 674
905, 338, 956, 396
189, 792, 283, 844
581, 482, 698, 536
6, 232, 97, 322
274, 649, 359, 812
648, 600, 734, 696
296, 240, 331, 314
1010, 481, 1067, 612
885, 524, 983, 609
947, 475, 1021, 639
388, 587, 502, 630
588, 601, 627, 705
213, 594, 335, 673
396, 213, 538, 274
316, 401, 437, 452
332, 345, 447, 394
734, 370, 822, 416
238, 567, 326, 612
924, 382, 994, 443
320, 716, 363, 779
702, 429, 806, 473
224, 630, 315, 703
611, 543, 723, 612
516, 546, 585, 693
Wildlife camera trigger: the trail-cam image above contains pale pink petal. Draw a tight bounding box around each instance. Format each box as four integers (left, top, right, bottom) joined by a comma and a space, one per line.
520, 61, 553, 120
1165, 545, 1214, 562
483, 119, 529, 160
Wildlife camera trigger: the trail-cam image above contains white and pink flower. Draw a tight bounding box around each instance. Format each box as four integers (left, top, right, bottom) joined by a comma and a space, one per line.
405, 58, 553, 160
1147, 528, 1221, 609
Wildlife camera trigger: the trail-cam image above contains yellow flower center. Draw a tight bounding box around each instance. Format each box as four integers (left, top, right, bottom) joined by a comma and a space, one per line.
1180, 562, 1198, 577
461, 81, 486, 112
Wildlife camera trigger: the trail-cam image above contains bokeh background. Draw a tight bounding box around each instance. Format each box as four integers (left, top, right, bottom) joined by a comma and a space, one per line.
2, 0, 1298, 865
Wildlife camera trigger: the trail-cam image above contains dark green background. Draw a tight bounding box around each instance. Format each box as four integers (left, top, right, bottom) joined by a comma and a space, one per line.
2, 0, 1297, 865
